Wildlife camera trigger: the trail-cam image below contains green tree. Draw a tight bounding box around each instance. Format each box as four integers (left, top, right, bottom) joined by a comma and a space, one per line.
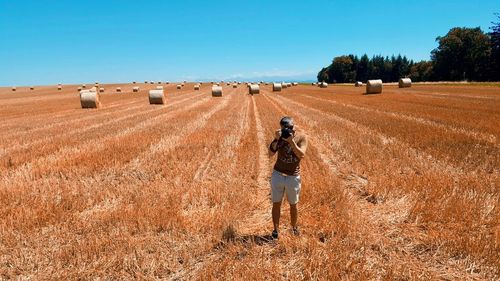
431, 27, 491, 81
409, 61, 434, 82
329, 55, 356, 83
490, 13, 500, 80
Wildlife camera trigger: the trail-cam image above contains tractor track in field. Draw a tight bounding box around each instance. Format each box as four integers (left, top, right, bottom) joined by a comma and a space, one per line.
0, 93, 201, 159
0, 95, 214, 185
299, 94, 498, 145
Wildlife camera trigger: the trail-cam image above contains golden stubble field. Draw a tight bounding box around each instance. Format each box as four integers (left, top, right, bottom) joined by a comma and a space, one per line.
0, 82, 498, 280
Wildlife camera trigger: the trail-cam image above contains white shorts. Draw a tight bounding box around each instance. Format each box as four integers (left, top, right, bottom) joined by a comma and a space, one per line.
270, 170, 301, 204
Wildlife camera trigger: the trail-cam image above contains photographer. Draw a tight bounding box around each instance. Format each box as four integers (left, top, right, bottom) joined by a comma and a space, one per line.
268, 116, 308, 239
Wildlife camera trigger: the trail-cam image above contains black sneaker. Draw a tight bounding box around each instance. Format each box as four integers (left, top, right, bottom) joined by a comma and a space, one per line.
292, 227, 300, 236
271, 230, 279, 239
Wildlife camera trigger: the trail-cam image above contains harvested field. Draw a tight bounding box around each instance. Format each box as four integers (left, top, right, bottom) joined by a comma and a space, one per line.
0, 83, 498, 280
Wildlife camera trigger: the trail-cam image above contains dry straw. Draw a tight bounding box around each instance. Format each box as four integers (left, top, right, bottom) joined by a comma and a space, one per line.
399, 78, 412, 88
80, 89, 101, 108
149, 89, 165, 104
99, 87, 105, 93
273, 83, 282, 92
133, 86, 140, 92
194, 84, 200, 90
212, 85, 223, 97
232, 83, 237, 88
116, 87, 122, 93
366, 79, 383, 94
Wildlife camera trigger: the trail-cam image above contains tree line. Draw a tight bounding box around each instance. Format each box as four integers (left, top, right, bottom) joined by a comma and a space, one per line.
317, 14, 500, 83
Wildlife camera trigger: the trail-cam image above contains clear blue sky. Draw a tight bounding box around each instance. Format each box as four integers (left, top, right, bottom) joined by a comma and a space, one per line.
0, 0, 497, 86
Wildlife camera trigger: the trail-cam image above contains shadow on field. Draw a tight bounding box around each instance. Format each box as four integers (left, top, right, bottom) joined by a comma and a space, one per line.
214, 234, 276, 250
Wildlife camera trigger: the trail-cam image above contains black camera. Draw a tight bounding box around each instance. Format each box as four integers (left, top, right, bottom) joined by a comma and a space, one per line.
281, 127, 294, 139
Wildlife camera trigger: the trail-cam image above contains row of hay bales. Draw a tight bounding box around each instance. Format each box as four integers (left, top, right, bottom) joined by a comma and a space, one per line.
311, 78, 412, 94
81, 87, 167, 108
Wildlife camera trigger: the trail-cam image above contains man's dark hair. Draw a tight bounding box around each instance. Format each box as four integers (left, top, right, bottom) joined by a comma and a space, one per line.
280, 116, 294, 129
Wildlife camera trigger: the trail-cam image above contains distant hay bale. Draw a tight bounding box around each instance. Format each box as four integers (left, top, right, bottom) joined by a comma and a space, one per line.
158, 81, 162, 84
355, 81, 363, 87
57, 85, 62, 90
30, 86, 34, 90
116, 87, 122, 93
149, 89, 165, 104
212, 85, 222, 97
77, 87, 82, 92
292, 82, 298, 86
287, 83, 292, 87
11, 87, 16, 91
133, 86, 140, 92
99, 87, 104, 93
80, 89, 101, 109
311, 82, 315, 86
165, 81, 170, 84
319, 82, 328, 88
156, 86, 164, 90
132, 81, 136, 84
366, 79, 383, 94
282, 83, 288, 89
176, 85, 182, 89
232, 83, 237, 88
144, 81, 148, 84
194, 84, 200, 90
399, 78, 412, 88
82, 84, 87, 89
150, 81, 155, 84
273, 83, 282, 92
248, 84, 260, 95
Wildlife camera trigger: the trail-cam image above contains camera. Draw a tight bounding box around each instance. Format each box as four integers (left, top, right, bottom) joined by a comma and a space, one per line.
281, 127, 294, 139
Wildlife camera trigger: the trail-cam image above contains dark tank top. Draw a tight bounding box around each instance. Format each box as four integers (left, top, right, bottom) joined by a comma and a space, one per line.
273, 133, 306, 176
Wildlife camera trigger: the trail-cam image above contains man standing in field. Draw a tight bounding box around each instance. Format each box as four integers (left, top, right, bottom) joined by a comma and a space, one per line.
268, 117, 308, 239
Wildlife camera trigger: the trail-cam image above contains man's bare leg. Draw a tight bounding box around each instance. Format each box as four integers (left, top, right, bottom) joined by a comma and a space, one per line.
272, 202, 282, 232
290, 203, 298, 229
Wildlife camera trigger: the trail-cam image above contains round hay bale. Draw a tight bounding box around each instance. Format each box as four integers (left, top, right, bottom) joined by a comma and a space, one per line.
355, 81, 363, 87
149, 89, 165, 105
11, 87, 16, 91
176, 85, 182, 89
212, 85, 222, 97
194, 84, 200, 90
319, 82, 328, 88
82, 84, 86, 89
249, 84, 260, 95
311, 82, 315, 86
272, 83, 282, 92
366, 79, 383, 94
133, 86, 140, 92
30, 86, 34, 90
116, 87, 122, 93
292, 82, 298, 86
165, 81, 170, 84
232, 83, 237, 88
80, 89, 101, 109
77, 87, 82, 92
132, 81, 136, 84
399, 78, 412, 88
99, 87, 105, 93
156, 86, 163, 90
158, 81, 162, 84
57, 85, 62, 90
144, 81, 148, 84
